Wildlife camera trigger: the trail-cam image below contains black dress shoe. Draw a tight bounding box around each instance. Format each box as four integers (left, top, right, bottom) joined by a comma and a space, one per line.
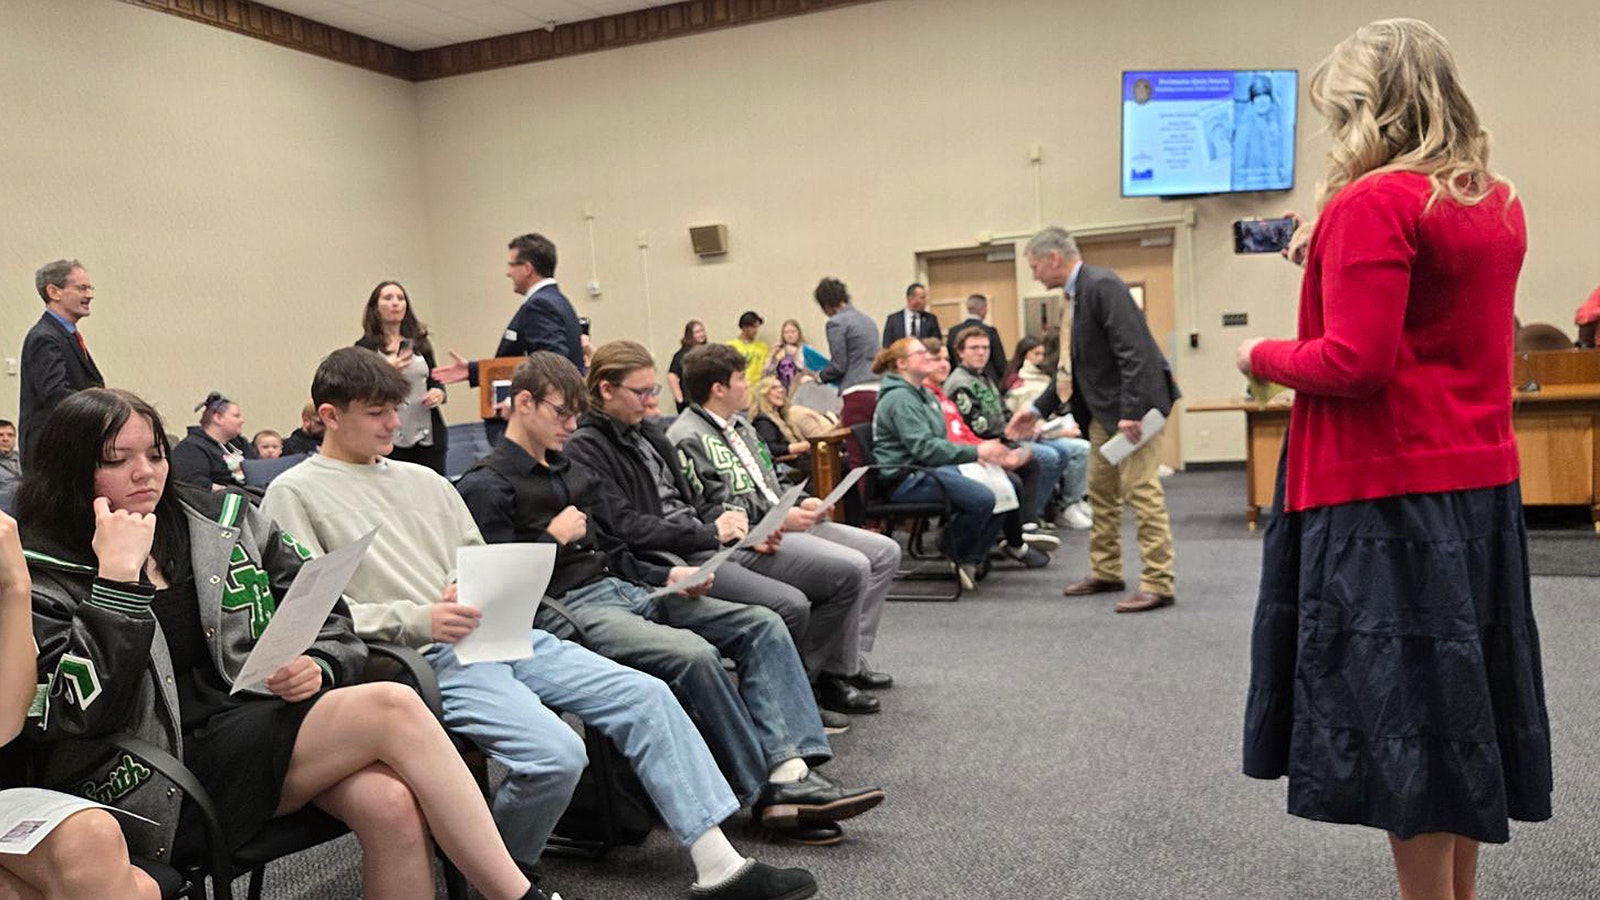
819, 707, 850, 734
760, 820, 844, 846
691, 859, 818, 899
815, 675, 880, 715
754, 770, 886, 827
849, 658, 894, 690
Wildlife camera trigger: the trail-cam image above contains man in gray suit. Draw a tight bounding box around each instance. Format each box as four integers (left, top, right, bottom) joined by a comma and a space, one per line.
1013, 227, 1179, 613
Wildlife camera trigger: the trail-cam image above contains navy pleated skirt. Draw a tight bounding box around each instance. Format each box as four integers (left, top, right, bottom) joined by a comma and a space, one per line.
1242, 457, 1552, 843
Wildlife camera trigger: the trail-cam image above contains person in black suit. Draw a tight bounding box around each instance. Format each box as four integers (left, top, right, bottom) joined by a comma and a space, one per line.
880, 282, 943, 347
19, 259, 105, 460
432, 233, 585, 443
1013, 227, 1180, 614
945, 293, 1007, 386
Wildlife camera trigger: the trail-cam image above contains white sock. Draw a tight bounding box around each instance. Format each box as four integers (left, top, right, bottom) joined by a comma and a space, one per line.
689, 827, 748, 888
768, 758, 809, 783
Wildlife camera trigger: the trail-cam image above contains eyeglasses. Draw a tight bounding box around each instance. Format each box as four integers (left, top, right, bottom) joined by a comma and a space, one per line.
619, 384, 660, 401
537, 397, 579, 421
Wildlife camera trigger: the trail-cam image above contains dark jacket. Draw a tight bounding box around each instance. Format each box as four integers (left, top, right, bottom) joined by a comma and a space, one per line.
881, 307, 943, 347
354, 335, 449, 456
18, 312, 105, 459
455, 439, 670, 599
465, 282, 584, 388
1034, 264, 1180, 431
666, 405, 793, 522
945, 317, 1007, 386
280, 428, 323, 457
171, 425, 257, 490
26, 486, 364, 861
563, 412, 725, 556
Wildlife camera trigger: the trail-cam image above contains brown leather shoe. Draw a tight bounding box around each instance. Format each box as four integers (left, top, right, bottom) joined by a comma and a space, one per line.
1115, 591, 1176, 613
1062, 576, 1126, 596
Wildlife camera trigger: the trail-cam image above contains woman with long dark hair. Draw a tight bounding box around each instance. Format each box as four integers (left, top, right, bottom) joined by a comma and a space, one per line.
668, 319, 707, 412
356, 280, 448, 474
1238, 19, 1549, 899
18, 389, 546, 900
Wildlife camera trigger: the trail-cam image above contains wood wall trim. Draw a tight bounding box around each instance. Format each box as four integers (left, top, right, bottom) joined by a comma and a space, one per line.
115, 0, 883, 83
116, 0, 415, 80
412, 0, 880, 82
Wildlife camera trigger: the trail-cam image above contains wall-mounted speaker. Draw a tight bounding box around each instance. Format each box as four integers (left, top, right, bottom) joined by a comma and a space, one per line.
689, 224, 728, 257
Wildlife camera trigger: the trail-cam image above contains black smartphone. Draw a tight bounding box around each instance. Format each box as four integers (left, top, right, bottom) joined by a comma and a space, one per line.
397, 338, 413, 354
578, 316, 592, 336
1233, 216, 1297, 254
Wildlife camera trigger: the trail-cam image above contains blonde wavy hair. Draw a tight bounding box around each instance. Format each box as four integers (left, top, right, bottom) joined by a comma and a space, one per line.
1310, 18, 1511, 210
749, 375, 800, 442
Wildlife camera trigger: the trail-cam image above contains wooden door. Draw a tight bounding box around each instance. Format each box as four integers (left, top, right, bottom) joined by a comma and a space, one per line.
924, 251, 1020, 357
1074, 232, 1182, 469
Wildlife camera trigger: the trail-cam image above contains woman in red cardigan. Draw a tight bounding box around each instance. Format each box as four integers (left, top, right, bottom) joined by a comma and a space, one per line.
1236, 18, 1550, 900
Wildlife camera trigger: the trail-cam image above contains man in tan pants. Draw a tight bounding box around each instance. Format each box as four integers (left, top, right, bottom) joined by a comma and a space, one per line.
1012, 227, 1180, 612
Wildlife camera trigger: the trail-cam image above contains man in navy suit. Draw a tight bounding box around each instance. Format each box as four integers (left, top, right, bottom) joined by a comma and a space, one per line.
433, 233, 585, 442
880, 283, 943, 347
19, 259, 105, 459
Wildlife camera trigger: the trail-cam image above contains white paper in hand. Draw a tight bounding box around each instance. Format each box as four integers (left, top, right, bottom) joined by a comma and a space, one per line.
643, 544, 738, 600
1097, 408, 1167, 465
737, 482, 808, 549
0, 789, 157, 855
231, 528, 377, 695
454, 543, 555, 664
815, 466, 867, 512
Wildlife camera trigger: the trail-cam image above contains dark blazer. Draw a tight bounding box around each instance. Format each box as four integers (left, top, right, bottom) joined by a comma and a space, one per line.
19, 312, 104, 458
466, 282, 584, 390
945, 317, 1007, 386
1032, 264, 1179, 431
881, 308, 943, 347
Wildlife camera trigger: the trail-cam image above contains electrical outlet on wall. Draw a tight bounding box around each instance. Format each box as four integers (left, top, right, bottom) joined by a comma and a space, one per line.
5, 358, 16, 376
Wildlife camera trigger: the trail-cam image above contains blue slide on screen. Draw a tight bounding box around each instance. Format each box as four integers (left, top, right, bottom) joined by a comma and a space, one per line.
1121, 69, 1297, 197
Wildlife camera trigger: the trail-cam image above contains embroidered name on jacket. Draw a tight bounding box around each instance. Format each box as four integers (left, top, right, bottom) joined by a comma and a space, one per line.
221, 544, 276, 638
83, 754, 152, 803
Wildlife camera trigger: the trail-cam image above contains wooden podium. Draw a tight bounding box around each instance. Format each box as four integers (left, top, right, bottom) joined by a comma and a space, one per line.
476, 357, 528, 418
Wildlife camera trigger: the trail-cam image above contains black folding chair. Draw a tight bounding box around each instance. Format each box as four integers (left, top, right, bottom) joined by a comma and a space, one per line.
848, 423, 963, 601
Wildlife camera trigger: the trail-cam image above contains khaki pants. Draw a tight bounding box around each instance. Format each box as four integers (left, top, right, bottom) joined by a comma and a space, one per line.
1086, 420, 1176, 595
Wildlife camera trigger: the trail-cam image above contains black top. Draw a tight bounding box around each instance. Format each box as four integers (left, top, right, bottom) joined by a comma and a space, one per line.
153, 576, 235, 733
455, 438, 670, 599
563, 412, 724, 556
171, 426, 257, 490
19, 312, 105, 460
280, 428, 322, 457
668, 346, 692, 411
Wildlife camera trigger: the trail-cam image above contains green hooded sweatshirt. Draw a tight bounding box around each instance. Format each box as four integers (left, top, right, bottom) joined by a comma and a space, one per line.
870, 372, 980, 479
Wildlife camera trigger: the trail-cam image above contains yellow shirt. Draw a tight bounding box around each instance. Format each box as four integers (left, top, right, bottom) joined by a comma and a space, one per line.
726, 337, 770, 386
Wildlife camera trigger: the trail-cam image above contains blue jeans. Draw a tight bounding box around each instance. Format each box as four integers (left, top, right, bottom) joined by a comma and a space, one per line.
890, 465, 1004, 564
535, 577, 831, 806
426, 631, 739, 863
1021, 441, 1065, 522
1037, 436, 1091, 501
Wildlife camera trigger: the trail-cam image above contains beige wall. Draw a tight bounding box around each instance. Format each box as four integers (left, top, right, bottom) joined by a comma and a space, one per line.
6, 0, 1596, 461
0, 0, 433, 436
416, 0, 1600, 460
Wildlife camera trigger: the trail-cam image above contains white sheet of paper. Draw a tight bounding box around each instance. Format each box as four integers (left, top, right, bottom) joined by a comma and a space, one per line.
1040, 415, 1082, 438
0, 789, 156, 855
642, 544, 738, 600
1097, 408, 1167, 465
736, 482, 808, 550
231, 529, 377, 695
453, 543, 555, 664
814, 466, 867, 512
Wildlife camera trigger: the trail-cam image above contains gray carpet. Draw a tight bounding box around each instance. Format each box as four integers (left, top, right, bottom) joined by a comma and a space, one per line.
240, 469, 1600, 898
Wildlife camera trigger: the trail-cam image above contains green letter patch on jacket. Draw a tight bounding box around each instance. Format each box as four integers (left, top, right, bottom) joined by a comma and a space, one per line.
221, 544, 276, 639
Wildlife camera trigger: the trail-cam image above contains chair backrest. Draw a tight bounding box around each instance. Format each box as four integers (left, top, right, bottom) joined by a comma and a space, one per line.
240, 453, 307, 488
847, 422, 890, 502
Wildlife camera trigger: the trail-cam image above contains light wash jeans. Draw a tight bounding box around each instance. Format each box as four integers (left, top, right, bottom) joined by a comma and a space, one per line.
426, 629, 739, 865
534, 577, 831, 805
1037, 436, 1091, 502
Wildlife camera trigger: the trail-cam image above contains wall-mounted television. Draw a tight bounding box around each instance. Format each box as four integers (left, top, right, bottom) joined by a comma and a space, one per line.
1121, 69, 1297, 198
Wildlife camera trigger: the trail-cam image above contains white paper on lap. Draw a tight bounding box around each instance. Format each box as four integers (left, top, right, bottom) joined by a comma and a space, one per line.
0, 788, 156, 855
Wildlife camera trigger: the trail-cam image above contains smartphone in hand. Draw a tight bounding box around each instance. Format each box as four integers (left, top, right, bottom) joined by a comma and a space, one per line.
1233, 216, 1297, 254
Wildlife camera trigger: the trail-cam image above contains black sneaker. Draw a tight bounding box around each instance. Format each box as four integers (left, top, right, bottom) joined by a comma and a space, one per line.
691, 859, 817, 899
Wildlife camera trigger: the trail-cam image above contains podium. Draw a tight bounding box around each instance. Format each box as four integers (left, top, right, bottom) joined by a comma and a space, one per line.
476, 357, 528, 418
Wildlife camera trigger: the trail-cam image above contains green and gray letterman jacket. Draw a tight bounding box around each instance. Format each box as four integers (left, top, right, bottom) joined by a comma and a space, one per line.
666, 404, 798, 521
941, 364, 1009, 439
24, 486, 366, 862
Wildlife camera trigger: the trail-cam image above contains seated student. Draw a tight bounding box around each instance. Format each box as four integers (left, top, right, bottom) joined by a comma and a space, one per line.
870, 338, 1019, 590
20, 388, 547, 900
262, 348, 814, 898
946, 326, 1091, 532
170, 391, 257, 491
252, 429, 284, 460
921, 341, 1052, 569
749, 375, 812, 479
279, 402, 325, 457
564, 342, 889, 720
666, 345, 903, 700
455, 352, 885, 846
0, 508, 161, 900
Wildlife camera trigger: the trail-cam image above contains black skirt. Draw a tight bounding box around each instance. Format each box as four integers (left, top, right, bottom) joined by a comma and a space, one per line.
1242, 461, 1552, 843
